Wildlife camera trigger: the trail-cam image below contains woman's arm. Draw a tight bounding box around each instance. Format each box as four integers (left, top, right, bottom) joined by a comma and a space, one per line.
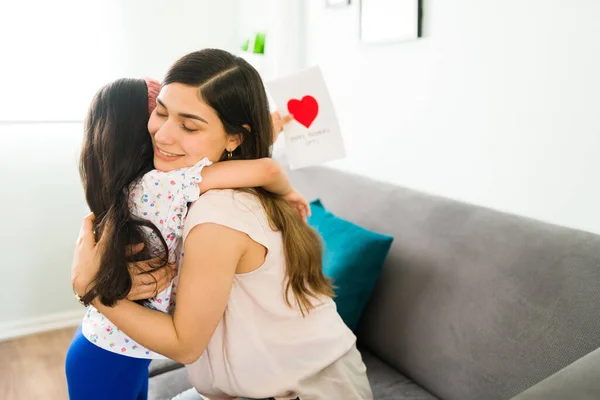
198, 158, 292, 196
72, 214, 245, 364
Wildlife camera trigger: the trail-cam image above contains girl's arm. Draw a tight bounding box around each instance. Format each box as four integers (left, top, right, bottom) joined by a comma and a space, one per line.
271, 111, 293, 143
198, 158, 292, 196
72, 215, 243, 364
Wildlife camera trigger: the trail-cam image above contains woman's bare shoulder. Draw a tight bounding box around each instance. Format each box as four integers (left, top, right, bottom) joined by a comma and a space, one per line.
193, 189, 263, 213
183, 189, 268, 241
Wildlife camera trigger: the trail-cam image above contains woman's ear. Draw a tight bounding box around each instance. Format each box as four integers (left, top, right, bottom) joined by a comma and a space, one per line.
227, 133, 244, 152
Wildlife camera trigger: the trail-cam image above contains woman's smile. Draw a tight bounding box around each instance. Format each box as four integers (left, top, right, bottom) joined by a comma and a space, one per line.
154, 146, 185, 162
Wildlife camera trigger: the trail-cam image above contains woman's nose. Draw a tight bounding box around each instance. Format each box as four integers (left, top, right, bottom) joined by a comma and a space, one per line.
154, 119, 177, 145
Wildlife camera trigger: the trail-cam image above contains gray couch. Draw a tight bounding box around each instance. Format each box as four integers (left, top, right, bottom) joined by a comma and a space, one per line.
149, 166, 600, 400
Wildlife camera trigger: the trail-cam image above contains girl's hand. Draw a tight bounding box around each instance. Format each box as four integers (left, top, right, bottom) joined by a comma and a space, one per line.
71, 213, 103, 297
283, 189, 311, 222
271, 111, 294, 143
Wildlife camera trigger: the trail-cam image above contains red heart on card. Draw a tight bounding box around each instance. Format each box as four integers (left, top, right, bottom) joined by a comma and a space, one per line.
287, 96, 319, 128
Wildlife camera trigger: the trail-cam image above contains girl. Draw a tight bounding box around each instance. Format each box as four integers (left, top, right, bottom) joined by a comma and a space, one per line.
66, 77, 305, 400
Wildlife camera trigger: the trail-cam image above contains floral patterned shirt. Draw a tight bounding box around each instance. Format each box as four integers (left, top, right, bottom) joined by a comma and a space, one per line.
81, 158, 212, 359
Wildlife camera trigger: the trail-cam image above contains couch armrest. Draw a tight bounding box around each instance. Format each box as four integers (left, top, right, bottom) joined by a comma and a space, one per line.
510, 347, 600, 400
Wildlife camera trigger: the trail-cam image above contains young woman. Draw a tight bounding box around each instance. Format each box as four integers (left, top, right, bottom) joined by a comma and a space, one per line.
66, 76, 306, 400
71, 49, 373, 400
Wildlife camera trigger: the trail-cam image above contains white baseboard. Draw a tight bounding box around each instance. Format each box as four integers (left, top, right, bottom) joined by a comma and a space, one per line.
0, 309, 85, 342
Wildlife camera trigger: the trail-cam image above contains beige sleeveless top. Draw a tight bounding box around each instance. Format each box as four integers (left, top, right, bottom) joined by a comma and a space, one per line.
181, 190, 370, 400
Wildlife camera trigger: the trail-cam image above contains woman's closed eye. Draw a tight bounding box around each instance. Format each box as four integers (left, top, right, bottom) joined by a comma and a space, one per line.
181, 124, 198, 133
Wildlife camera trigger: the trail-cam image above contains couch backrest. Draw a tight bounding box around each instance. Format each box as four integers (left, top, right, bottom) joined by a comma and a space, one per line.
289, 166, 600, 400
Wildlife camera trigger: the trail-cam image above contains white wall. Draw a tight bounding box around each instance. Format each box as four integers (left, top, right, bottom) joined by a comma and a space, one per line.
113, 0, 239, 81
304, 0, 600, 234
0, 0, 240, 122
0, 0, 240, 338
236, 0, 306, 83
0, 123, 86, 336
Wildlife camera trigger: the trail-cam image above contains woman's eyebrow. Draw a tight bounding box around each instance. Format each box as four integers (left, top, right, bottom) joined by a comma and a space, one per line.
179, 112, 208, 124
156, 98, 168, 109
156, 98, 208, 124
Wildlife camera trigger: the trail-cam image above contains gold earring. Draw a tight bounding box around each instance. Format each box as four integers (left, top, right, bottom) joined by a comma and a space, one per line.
227, 151, 233, 160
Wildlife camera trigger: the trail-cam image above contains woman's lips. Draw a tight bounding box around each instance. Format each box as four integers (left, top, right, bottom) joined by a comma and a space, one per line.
155, 147, 184, 161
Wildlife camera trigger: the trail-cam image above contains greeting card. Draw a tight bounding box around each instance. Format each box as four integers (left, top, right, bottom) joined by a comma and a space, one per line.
266, 66, 346, 170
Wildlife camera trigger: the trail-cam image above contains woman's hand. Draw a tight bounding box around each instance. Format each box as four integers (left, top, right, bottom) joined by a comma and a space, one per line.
127, 258, 177, 301
271, 111, 293, 144
283, 189, 311, 222
72, 213, 176, 301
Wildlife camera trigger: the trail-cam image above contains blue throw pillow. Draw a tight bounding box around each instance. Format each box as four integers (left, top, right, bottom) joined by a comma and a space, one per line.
308, 199, 394, 331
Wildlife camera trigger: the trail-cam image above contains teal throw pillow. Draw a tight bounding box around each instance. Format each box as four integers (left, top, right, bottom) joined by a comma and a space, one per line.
308, 199, 393, 331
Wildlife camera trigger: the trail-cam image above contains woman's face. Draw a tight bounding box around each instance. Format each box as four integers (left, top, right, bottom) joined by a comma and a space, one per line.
148, 83, 239, 172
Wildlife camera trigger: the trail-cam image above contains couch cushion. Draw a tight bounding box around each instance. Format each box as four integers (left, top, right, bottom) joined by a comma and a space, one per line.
149, 350, 436, 400
362, 349, 438, 400
149, 359, 184, 378
308, 199, 393, 330
149, 366, 194, 400
288, 165, 600, 400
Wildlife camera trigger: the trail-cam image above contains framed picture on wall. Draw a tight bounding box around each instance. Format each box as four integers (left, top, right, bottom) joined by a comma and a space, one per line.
326, 0, 351, 7
360, 0, 423, 44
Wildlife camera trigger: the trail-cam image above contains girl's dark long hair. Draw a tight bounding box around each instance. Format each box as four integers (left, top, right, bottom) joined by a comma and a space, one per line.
163, 49, 333, 315
79, 78, 168, 306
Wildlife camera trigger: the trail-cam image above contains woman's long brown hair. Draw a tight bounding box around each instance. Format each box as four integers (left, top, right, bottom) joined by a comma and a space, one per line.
163, 49, 333, 314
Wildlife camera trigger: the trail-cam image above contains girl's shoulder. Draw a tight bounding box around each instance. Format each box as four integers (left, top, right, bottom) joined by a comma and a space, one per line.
134, 158, 212, 199
145, 158, 212, 181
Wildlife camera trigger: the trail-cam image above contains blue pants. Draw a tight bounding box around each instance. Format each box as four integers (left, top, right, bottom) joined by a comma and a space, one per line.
66, 325, 151, 400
